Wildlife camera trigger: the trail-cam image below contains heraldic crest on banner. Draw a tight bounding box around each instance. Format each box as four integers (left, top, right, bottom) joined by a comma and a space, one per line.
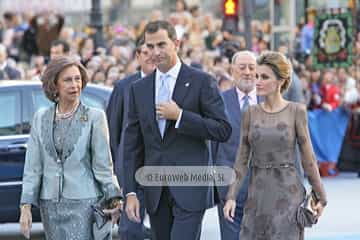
312, 9, 353, 69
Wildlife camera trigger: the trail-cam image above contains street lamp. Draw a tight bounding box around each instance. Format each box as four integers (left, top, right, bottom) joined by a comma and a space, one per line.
90, 0, 105, 48
243, 0, 253, 50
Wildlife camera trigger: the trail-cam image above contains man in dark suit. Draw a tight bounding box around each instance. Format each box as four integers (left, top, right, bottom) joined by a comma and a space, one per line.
123, 20, 231, 240
212, 51, 258, 240
106, 36, 155, 240
0, 44, 21, 80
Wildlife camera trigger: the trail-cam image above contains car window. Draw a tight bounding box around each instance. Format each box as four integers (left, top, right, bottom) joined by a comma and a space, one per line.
33, 90, 52, 112
0, 91, 21, 136
81, 93, 105, 110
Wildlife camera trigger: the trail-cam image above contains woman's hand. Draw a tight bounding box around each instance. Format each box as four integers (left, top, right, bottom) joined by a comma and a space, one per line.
313, 201, 325, 218
223, 199, 236, 223
19, 204, 32, 239
103, 200, 123, 225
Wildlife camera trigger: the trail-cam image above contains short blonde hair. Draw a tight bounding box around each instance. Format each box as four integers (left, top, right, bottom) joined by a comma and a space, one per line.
41, 56, 88, 102
257, 51, 292, 93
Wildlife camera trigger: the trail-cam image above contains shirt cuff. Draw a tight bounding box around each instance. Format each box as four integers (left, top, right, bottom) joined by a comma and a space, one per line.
175, 109, 183, 128
126, 192, 137, 197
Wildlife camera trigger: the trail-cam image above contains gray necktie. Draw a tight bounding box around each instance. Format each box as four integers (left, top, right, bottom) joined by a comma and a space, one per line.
157, 74, 171, 137
242, 95, 250, 112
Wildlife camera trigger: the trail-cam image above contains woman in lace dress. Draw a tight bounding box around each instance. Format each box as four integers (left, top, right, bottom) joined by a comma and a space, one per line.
223, 51, 327, 239
19, 56, 122, 239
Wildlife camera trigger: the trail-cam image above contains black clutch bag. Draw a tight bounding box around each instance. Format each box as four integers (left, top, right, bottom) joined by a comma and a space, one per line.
296, 190, 319, 228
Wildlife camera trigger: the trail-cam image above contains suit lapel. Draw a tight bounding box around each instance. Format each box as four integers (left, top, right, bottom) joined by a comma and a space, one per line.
164, 64, 191, 134
41, 106, 58, 161
229, 88, 241, 126
142, 71, 163, 140
171, 64, 191, 107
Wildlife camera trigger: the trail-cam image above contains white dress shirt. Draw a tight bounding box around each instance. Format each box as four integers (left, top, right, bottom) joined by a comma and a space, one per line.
236, 87, 257, 109
155, 58, 181, 102
155, 58, 183, 128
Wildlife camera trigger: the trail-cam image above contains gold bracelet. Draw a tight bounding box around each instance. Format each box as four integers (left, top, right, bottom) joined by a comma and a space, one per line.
20, 204, 31, 210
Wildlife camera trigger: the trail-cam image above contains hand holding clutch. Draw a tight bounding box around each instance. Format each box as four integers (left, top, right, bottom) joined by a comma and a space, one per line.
92, 197, 123, 240
103, 200, 123, 224
296, 189, 325, 228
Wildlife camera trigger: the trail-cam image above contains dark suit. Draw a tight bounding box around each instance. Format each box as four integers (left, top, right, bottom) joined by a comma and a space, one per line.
123, 64, 231, 240
107, 72, 141, 184
106, 72, 148, 240
212, 88, 259, 240
0, 65, 21, 80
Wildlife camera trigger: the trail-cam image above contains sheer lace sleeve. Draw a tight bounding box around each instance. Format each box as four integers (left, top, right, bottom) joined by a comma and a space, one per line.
295, 104, 327, 205
226, 106, 251, 200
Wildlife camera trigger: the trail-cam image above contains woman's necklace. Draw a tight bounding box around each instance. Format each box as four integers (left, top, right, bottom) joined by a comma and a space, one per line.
56, 102, 80, 119
54, 102, 79, 161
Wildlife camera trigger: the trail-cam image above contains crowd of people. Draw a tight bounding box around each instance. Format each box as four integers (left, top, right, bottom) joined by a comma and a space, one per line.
1, 1, 359, 164
0, 2, 359, 109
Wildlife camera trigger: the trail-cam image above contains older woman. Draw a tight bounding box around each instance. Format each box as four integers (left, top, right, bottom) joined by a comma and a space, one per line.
223, 51, 327, 239
19, 56, 121, 239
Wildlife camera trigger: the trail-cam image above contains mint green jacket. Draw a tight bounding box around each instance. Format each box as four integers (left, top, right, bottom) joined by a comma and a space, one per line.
20, 103, 121, 206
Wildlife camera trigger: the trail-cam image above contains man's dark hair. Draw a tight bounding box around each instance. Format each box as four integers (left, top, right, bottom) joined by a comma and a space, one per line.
144, 20, 177, 41
51, 39, 70, 53
135, 33, 145, 54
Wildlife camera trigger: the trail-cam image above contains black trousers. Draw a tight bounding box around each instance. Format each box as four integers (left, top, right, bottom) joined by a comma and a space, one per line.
149, 187, 204, 240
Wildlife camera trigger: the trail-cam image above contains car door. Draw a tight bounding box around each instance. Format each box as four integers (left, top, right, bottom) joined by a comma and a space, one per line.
0, 87, 28, 222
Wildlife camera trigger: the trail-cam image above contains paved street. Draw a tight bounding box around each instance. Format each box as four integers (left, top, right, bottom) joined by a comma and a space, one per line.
1, 173, 359, 240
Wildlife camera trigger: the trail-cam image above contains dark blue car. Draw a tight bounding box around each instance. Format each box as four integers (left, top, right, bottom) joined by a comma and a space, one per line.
0, 80, 112, 222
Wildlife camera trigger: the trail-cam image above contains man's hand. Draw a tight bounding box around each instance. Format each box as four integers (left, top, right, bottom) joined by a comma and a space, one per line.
156, 100, 181, 120
125, 195, 141, 223
223, 199, 236, 223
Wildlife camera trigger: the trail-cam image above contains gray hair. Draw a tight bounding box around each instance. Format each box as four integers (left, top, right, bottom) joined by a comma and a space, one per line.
231, 50, 257, 64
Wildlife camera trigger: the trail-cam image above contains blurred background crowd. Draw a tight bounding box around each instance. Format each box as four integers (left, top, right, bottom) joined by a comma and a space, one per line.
0, 0, 359, 175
